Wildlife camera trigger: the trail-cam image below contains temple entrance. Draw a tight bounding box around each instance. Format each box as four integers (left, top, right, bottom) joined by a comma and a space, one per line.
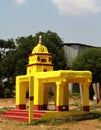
69, 83, 83, 111
44, 83, 56, 111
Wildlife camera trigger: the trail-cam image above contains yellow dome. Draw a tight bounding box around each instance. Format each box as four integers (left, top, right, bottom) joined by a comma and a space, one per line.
32, 35, 48, 54
32, 43, 48, 53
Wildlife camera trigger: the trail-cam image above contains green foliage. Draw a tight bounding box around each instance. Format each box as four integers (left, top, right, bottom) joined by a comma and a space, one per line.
71, 102, 80, 106
4, 88, 11, 98
51, 119, 64, 125
69, 92, 80, 98
29, 119, 52, 126
0, 39, 16, 98
0, 106, 14, 115
71, 48, 101, 83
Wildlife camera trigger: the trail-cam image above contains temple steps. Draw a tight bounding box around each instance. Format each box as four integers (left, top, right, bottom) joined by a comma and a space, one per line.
0, 109, 89, 122
0, 109, 46, 122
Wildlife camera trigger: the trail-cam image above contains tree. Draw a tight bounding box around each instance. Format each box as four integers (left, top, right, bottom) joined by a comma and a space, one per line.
0, 39, 16, 59
0, 39, 16, 97
71, 48, 101, 83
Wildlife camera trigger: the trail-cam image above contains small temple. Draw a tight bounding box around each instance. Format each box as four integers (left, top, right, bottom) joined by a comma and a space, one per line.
1, 36, 92, 122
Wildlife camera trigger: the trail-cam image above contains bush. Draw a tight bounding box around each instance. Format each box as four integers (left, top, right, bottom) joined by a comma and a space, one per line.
4, 88, 11, 98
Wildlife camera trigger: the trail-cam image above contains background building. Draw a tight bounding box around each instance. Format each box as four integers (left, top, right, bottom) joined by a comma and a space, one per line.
63, 43, 94, 68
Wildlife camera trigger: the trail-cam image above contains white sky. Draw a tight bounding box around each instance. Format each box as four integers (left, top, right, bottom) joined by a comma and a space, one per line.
52, 0, 101, 15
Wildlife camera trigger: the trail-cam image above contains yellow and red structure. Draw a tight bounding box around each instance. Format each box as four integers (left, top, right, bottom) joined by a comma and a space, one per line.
16, 36, 92, 122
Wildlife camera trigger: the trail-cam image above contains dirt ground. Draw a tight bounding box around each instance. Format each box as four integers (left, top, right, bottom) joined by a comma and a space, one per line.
0, 98, 101, 130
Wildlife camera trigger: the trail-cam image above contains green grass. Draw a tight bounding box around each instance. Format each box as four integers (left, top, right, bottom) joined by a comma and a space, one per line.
51, 119, 64, 126
96, 125, 101, 129
71, 102, 80, 106
89, 110, 101, 121
28, 117, 78, 126
29, 119, 52, 126
69, 93, 80, 98
0, 107, 14, 115
68, 120, 78, 124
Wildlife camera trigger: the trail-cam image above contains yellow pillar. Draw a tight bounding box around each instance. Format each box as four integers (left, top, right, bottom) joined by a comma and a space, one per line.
16, 77, 20, 109
16, 77, 27, 109
34, 80, 44, 110
29, 76, 34, 123
82, 82, 90, 112
63, 83, 69, 111
56, 82, 64, 111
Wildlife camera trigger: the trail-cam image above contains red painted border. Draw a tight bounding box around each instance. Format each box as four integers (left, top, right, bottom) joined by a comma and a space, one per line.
56, 105, 69, 111
56, 106, 63, 111
29, 96, 34, 101
16, 104, 26, 109
29, 53, 52, 57
41, 59, 46, 62
34, 105, 44, 110
27, 63, 53, 67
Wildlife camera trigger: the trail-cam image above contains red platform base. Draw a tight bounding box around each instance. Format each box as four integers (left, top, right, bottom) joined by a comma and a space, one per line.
16, 104, 26, 109
56, 105, 69, 111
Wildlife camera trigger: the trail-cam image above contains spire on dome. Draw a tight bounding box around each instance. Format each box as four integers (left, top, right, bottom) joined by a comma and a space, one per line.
39, 35, 42, 43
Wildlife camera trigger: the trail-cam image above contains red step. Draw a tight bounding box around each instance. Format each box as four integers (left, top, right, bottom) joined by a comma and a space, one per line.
0, 109, 46, 122
1, 115, 28, 122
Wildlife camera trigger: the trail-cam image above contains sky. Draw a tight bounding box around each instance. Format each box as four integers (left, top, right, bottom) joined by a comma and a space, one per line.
0, 0, 101, 47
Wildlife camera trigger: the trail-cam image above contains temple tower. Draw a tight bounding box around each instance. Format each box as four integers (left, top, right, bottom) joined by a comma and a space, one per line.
27, 35, 53, 75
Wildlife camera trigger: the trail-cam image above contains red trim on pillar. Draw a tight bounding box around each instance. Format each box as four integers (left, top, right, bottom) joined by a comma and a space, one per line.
56, 106, 63, 111
56, 106, 69, 111
16, 104, 26, 109
83, 106, 89, 112
34, 105, 44, 110
29, 96, 34, 101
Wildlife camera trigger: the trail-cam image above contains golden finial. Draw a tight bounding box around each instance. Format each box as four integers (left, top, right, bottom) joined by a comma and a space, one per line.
39, 35, 42, 43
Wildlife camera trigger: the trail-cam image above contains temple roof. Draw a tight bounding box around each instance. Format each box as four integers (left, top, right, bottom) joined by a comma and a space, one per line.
32, 35, 49, 54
